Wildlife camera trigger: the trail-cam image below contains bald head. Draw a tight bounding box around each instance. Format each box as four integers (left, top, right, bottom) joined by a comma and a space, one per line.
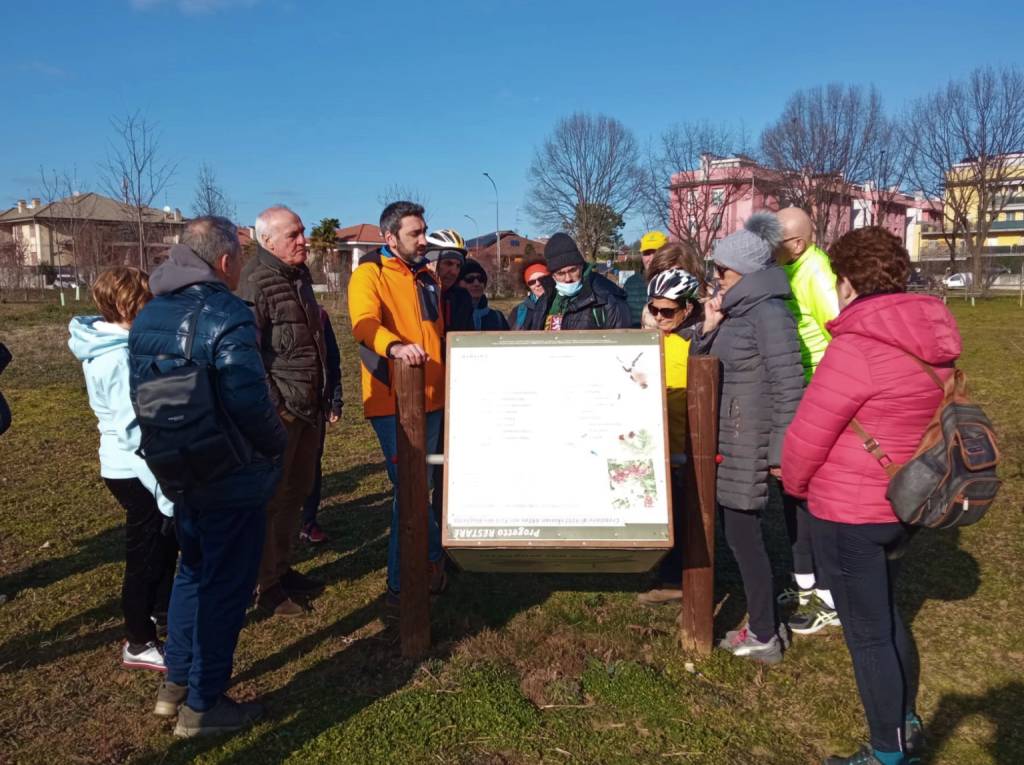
775, 207, 814, 264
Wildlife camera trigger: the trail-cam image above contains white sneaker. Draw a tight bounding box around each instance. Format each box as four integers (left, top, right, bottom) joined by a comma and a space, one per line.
122, 641, 167, 672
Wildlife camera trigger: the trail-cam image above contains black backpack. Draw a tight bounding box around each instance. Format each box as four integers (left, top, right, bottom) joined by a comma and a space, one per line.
850, 353, 1002, 529
134, 296, 253, 499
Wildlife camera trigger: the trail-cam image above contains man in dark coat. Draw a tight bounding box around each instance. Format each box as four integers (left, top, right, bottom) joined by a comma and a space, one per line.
129, 216, 286, 736
239, 205, 328, 617
528, 233, 630, 331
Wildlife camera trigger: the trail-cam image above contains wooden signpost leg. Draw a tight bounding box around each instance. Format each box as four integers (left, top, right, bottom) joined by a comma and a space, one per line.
395, 360, 431, 658
681, 355, 720, 655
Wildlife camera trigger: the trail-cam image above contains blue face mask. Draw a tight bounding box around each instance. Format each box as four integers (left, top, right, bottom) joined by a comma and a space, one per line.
555, 279, 583, 298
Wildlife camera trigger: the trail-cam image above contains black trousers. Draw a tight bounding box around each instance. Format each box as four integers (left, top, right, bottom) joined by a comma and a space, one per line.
104, 477, 179, 645
301, 423, 329, 527
810, 515, 919, 753
721, 505, 777, 641
781, 489, 827, 588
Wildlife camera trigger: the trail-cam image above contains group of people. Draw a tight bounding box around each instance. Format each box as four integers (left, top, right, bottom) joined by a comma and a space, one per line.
612, 208, 958, 765
68, 194, 959, 764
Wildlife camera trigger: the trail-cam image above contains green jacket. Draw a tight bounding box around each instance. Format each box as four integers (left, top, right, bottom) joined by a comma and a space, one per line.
781, 244, 839, 382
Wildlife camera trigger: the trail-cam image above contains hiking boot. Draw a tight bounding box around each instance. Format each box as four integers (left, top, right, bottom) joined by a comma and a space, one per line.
281, 568, 324, 595
823, 745, 888, 764
122, 641, 167, 672
429, 559, 448, 595
718, 626, 783, 664
154, 680, 188, 717
299, 522, 329, 544
173, 696, 263, 738
788, 594, 841, 635
777, 586, 813, 607
637, 587, 682, 606
257, 585, 304, 617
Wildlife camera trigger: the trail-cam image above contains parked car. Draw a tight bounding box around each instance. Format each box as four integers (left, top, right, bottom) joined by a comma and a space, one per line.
942, 272, 972, 289
48, 275, 87, 290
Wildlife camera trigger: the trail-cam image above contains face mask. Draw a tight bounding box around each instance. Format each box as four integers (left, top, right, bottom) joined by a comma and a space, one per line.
555, 279, 583, 298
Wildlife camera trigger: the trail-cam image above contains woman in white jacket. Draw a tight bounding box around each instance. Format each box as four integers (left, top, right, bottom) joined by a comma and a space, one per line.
69, 267, 178, 673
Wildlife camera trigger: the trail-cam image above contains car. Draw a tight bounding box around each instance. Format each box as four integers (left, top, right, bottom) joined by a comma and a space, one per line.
48, 276, 87, 290
942, 272, 972, 289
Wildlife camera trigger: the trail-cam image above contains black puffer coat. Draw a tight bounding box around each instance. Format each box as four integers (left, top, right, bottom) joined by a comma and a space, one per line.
238, 247, 327, 424
129, 245, 286, 504
693, 267, 804, 511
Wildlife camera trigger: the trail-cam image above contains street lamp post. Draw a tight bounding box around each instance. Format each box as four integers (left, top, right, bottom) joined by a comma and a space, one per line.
483, 172, 500, 280
463, 214, 480, 257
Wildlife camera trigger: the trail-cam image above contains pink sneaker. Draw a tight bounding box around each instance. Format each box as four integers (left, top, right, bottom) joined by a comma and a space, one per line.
122, 641, 167, 672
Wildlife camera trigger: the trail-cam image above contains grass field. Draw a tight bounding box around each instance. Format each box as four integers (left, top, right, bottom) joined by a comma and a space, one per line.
0, 294, 1021, 765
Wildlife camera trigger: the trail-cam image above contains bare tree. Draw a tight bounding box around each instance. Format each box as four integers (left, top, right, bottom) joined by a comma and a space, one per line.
191, 162, 236, 221
761, 84, 882, 246
38, 166, 101, 284
100, 111, 177, 270
526, 112, 643, 260
906, 65, 1024, 288
376, 184, 429, 209
642, 121, 755, 261
863, 114, 913, 226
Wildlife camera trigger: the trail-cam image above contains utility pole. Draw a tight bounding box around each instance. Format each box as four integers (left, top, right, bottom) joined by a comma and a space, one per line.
483, 172, 500, 278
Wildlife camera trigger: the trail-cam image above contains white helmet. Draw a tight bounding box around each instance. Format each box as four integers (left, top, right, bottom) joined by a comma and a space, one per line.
647, 268, 702, 303
425, 228, 467, 252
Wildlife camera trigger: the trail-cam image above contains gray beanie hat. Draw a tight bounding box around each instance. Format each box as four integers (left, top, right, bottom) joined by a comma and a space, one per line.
712, 212, 783, 275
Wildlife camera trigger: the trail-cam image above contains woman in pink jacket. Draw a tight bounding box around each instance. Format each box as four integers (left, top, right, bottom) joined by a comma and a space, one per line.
782, 227, 961, 765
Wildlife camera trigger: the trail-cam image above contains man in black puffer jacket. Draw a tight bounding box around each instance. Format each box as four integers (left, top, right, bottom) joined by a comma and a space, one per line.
129, 216, 286, 736
523, 233, 630, 331
239, 205, 328, 617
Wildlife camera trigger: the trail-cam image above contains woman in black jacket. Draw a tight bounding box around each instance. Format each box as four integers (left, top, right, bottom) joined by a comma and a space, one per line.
458, 259, 509, 331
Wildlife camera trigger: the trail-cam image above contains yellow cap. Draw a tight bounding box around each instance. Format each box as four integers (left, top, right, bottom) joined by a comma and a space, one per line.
640, 231, 668, 253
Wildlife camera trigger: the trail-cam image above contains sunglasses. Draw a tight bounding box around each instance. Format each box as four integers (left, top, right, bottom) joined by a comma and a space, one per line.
647, 303, 682, 319
462, 274, 486, 285
526, 277, 545, 287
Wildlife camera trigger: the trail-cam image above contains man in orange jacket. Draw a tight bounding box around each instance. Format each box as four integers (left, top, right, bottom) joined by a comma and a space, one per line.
348, 201, 446, 603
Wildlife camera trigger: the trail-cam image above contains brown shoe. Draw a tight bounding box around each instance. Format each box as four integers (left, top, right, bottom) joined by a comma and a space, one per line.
257, 585, 304, 617
637, 587, 682, 606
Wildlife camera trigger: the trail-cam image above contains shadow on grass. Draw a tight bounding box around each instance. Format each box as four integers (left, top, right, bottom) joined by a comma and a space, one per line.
897, 527, 981, 628
0, 598, 122, 672
0, 524, 123, 600
926, 681, 1024, 764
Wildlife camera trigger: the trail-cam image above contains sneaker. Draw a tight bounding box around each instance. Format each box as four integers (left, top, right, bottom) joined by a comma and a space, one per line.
637, 587, 683, 606
823, 745, 887, 764
718, 626, 783, 664
257, 585, 305, 617
154, 680, 188, 717
280, 568, 324, 595
777, 586, 813, 606
429, 559, 448, 595
173, 696, 263, 738
122, 641, 167, 672
905, 713, 925, 762
299, 522, 328, 544
788, 594, 841, 635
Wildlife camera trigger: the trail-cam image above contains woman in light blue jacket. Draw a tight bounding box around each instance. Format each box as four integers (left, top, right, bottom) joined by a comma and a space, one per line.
68, 267, 178, 673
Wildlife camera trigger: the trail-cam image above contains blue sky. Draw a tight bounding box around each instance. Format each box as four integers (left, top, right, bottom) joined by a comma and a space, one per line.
3, 0, 1023, 243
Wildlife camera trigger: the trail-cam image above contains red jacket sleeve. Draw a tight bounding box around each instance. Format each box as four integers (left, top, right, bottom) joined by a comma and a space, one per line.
782, 336, 873, 498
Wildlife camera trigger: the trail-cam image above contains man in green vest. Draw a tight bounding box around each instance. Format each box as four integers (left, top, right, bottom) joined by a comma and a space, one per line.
774, 206, 841, 637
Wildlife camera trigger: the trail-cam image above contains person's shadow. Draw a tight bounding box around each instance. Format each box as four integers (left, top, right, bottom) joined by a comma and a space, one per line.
925, 682, 1024, 764
0, 524, 124, 601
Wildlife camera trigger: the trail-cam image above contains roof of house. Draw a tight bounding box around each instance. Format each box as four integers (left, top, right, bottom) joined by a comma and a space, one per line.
0, 192, 183, 225
336, 223, 384, 244
464, 230, 538, 249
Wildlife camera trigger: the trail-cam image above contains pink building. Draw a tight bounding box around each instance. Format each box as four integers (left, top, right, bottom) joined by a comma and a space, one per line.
668, 155, 942, 257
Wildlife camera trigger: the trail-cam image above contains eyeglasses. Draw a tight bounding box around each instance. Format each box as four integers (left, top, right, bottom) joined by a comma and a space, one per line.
461, 274, 486, 285
526, 278, 545, 287
647, 303, 681, 319
553, 266, 581, 281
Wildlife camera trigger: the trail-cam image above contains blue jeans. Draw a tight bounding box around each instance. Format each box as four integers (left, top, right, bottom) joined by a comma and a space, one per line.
165, 466, 276, 712
370, 410, 443, 593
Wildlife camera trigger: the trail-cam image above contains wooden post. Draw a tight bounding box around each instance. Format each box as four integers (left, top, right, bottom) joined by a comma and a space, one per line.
394, 359, 431, 658
680, 355, 720, 655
